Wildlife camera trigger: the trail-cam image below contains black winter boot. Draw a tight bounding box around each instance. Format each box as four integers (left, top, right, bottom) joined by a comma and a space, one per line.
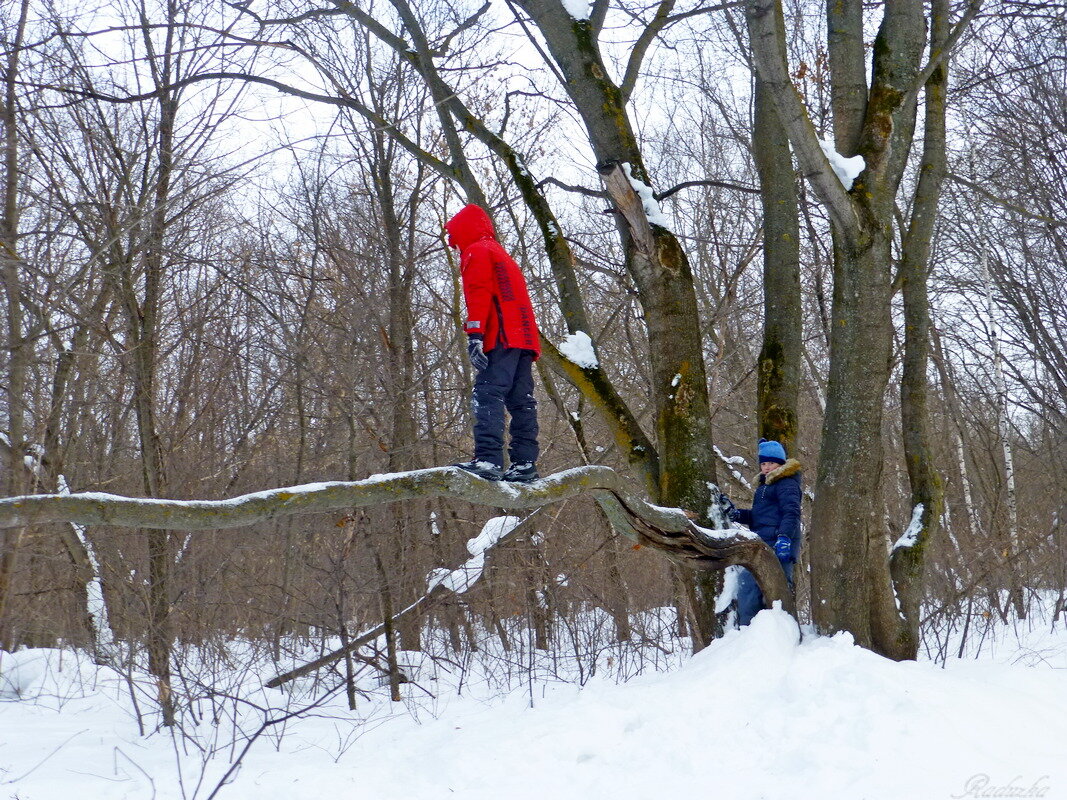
502, 462, 539, 483
452, 459, 504, 481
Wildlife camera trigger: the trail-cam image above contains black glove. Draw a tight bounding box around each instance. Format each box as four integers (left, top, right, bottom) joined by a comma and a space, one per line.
774, 534, 793, 561
718, 493, 741, 522
467, 335, 488, 372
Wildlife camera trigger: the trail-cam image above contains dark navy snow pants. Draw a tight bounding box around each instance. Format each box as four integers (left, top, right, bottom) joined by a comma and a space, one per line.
736, 558, 794, 626
472, 346, 539, 467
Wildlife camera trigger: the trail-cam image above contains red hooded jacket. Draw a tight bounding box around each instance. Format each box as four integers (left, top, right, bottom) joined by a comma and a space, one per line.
445, 204, 540, 358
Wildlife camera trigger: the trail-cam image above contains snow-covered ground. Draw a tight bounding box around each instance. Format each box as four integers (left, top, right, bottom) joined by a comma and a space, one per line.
3, 604, 1066, 800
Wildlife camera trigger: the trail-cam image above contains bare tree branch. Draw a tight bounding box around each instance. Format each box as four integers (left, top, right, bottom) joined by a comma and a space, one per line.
947, 172, 1066, 226
655, 179, 761, 200
620, 0, 675, 104
535, 176, 606, 198
33, 71, 456, 180
902, 0, 983, 106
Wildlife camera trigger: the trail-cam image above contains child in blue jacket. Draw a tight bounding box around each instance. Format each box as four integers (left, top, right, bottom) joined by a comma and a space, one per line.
728, 439, 802, 625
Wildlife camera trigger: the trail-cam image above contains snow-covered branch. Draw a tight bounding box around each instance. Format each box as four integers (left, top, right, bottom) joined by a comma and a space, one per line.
2, 465, 795, 686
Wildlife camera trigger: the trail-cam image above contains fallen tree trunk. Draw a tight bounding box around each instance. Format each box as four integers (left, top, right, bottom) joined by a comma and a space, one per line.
0, 465, 796, 681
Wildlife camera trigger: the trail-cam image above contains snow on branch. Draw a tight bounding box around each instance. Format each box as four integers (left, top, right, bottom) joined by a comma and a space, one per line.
558, 330, 599, 369
714, 446, 753, 492
1, 464, 796, 685
0, 465, 788, 591
269, 511, 539, 688
426, 515, 522, 595
892, 504, 925, 551
818, 138, 866, 188
0, 466, 607, 531
620, 162, 671, 230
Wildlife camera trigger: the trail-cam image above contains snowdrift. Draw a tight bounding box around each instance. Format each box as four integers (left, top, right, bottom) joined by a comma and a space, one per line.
2, 608, 1065, 799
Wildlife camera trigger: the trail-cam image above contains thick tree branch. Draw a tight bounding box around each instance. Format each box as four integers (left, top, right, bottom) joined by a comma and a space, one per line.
826, 0, 868, 153
540, 340, 660, 494
620, 0, 675, 104
0, 464, 793, 619
890, 0, 950, 658
746, 0, 860, 241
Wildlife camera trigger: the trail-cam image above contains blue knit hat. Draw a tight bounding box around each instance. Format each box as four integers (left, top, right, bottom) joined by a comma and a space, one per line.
758, 438, 787, 465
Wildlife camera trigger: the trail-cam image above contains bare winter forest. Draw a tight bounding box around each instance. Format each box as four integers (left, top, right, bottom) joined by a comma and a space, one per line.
1, 0, 1065, 729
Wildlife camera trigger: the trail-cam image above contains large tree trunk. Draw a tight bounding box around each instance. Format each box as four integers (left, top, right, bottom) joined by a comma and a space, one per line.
752, 74, 802, 450
748, 0, 957, 656
808, 230, 896, 648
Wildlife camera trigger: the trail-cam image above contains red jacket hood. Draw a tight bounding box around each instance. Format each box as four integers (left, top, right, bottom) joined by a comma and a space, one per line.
445, 204, 497, 251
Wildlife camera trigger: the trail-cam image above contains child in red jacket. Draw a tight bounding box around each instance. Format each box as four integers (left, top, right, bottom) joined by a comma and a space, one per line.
445, 204, 541, 483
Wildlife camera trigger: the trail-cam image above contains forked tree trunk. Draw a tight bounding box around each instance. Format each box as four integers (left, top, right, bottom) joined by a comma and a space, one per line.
748, 0, 968, 657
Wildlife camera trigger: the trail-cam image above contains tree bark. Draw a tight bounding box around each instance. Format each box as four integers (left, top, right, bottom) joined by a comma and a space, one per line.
890, 0, 950, 659
808, 230, 896, 647
0, 0, 30, 650
826, 0, 868, 153
116, 4, 181, 725
752, 74, 802, 449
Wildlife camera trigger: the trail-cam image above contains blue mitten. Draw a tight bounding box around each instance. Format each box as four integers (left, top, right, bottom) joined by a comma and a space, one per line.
774, 534, 793, 562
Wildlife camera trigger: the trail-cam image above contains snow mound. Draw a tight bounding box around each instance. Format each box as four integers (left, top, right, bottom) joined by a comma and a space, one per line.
0, 649, 53, 698
336, 609, 1066, 800
3, 608, 1066, 799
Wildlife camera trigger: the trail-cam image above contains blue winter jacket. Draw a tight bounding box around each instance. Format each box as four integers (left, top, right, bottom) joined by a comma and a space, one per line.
736, 458, 803, 560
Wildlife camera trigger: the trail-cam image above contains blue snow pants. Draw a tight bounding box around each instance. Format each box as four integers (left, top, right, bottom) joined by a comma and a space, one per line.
736, 558, 794, 626
472, 345, 539, 467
